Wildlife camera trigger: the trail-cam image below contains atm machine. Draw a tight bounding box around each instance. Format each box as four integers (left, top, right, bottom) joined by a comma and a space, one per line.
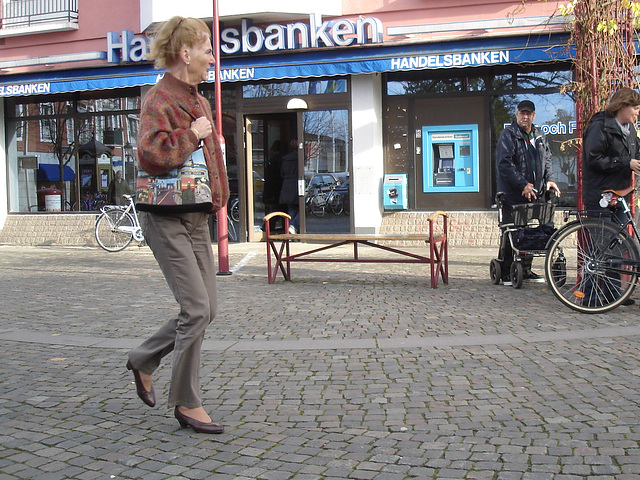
422, 124, 479, 193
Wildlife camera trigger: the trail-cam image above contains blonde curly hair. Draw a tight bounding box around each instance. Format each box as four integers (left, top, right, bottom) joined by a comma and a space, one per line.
147, 16, 210, 70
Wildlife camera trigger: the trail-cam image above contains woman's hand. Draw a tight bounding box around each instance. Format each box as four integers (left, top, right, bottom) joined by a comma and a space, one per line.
190, 116, 213, 140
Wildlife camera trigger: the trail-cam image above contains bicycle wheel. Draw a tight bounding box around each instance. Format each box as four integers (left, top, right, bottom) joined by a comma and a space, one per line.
343, 196, 350, 215
95, 209, 134, 252
545, 218, 640, 313
227, 215, 238, 242
329, 193, 344, 215
230, 198, 240, 223
93, 199, 107, 211
310, 195, 326, 217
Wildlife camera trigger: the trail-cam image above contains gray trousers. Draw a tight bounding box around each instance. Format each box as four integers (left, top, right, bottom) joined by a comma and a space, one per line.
128, 211, 217, 409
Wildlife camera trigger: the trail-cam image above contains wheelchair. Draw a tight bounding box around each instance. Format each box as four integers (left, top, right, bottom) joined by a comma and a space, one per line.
490, 190, 556, 289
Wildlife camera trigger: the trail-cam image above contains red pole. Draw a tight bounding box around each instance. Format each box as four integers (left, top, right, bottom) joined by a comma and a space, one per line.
213, 0, 230, 275
576, 100, 583, 211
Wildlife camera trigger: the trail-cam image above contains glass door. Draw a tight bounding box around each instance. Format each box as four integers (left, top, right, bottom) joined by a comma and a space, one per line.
244, 109, 350, 238
303, 109, 350, 233
244, 113, 297, 241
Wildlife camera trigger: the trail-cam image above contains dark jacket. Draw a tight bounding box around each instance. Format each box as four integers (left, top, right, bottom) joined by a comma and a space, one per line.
497, 118, 554, 207
582, 110, 638, 207
108, 178, 132, 205
279, 149, 298, 206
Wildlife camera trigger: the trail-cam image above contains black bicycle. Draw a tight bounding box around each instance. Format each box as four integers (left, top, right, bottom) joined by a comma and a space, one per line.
545, 186, 640, 313
305, 183, 343, 217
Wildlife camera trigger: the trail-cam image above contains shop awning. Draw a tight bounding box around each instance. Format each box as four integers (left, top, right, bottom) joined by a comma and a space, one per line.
37, 164, 75, 182
218, 33, 573, 81
0, 33, 572, 97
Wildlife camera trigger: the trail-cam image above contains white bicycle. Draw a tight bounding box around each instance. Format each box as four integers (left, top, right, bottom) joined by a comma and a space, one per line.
94, 194, 145, 252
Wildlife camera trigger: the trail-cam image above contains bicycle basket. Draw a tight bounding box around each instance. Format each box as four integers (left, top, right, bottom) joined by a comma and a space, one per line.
511, 202, 555, 226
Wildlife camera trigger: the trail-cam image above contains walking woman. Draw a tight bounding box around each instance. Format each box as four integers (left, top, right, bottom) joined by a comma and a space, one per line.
126, 16, 229, 433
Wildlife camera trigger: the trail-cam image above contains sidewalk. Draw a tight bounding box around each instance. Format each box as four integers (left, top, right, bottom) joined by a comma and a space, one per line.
1, 243, 640, 480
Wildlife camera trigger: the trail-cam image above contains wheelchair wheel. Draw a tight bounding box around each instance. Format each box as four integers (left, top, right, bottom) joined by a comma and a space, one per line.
489, 258, 502, 285
544, 219, 639, 313
510, 262, 524, 289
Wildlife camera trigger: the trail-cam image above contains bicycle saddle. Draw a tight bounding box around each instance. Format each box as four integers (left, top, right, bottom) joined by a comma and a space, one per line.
602, 186, 634, 197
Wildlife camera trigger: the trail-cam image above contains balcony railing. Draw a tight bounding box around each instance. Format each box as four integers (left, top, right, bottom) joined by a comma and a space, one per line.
1, 0, 78, 29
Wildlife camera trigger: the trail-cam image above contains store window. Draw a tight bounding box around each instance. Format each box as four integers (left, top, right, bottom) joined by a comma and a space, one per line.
383, 65, 576, 208
387, 73, 487, 95
242, 79, 347, 98
6, 90, 140, 213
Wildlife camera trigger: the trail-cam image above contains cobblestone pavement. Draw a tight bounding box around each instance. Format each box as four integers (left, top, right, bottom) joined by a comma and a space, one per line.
1, 243, 640, 480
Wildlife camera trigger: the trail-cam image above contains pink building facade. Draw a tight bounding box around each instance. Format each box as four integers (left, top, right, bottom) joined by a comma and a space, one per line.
0, 0, 573, 241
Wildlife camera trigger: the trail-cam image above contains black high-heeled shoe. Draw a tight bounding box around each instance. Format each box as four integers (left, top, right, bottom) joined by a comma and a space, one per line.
174, 407, 224, 434
126, 360, 156, 407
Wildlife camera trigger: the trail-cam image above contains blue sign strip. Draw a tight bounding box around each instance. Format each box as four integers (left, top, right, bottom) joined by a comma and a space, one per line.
0, 34, 572, 97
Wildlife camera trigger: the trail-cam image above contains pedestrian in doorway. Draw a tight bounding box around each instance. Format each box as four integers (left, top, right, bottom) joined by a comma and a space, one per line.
263, 140, 285, 230
107, 170, 132, 205
280, 138, 300, 233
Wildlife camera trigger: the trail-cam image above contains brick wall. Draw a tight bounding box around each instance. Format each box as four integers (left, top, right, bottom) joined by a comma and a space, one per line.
379, 210, 563, 247
0, 214, 99, 247
0, 211, 562, 248
379, 211, 501, 247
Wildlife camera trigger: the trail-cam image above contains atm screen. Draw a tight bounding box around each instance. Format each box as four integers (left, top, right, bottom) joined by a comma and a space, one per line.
438, 144, 454, 159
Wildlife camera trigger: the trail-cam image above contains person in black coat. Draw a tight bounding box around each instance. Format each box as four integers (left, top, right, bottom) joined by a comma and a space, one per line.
582, 87, 640, 215
107, 170, 132, 205
581, 87, 640, 307
279, 138, 300, 233
496, 100, 561, 284
497, 100, 561, 208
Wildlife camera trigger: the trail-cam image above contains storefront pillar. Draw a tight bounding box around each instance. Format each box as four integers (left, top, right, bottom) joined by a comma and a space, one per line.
351, 73, 384, 234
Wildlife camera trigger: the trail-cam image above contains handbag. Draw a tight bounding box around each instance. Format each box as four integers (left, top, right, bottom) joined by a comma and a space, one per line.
512, 223, 556, 251
136, 145, 212, 209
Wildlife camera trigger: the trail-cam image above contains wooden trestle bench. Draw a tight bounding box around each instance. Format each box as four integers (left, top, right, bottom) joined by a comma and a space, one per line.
263, 211, 448, 288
